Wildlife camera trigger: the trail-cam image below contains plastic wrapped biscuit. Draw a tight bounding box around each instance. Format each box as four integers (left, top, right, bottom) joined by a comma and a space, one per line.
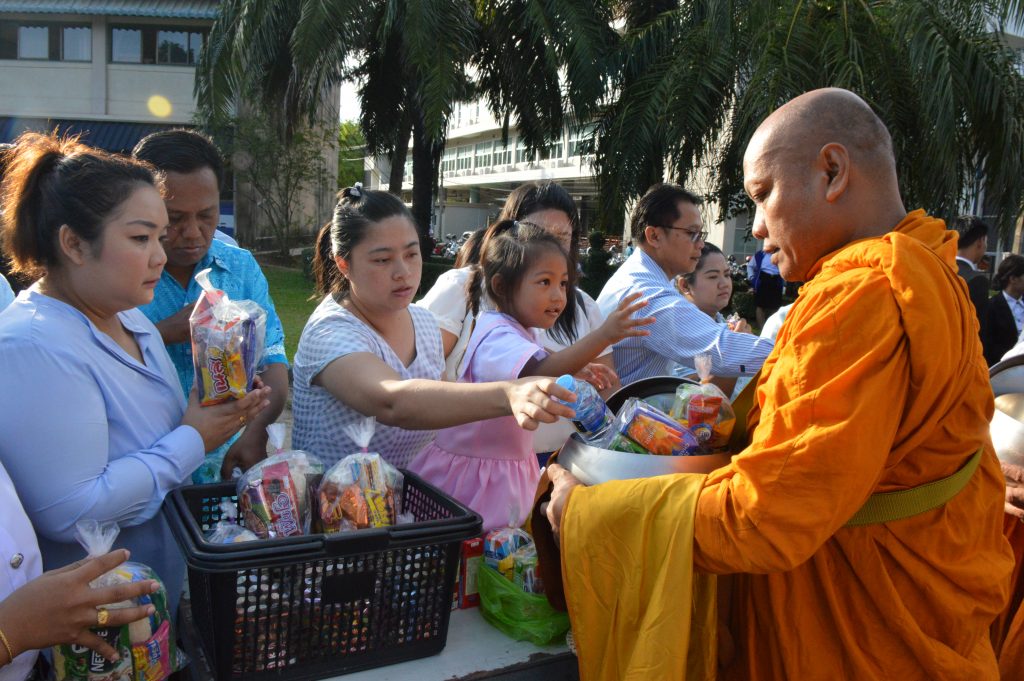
237, 428, 325, 539
189, 268, 267, 406
54, 521, 180, 681
318, 417, 406, 533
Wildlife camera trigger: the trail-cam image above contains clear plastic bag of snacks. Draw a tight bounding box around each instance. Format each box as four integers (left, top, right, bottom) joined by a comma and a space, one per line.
190, 268, 267, 406
670, 353, 736, 450
318, 417, 406, 533
237, 427, 324, 539
53, 521, 181, 681
604, 397, 703, 456
205, 500, 259, 544
484, 525, 533, 580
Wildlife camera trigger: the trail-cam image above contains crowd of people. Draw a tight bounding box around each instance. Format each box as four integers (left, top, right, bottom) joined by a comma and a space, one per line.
0, 86, 1019, 680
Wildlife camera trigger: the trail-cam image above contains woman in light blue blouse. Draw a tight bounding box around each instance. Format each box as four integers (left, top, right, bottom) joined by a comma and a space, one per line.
0, 133, 270, 613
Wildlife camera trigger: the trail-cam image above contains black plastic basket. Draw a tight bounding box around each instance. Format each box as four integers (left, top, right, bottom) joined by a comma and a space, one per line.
164, 471, 482, 681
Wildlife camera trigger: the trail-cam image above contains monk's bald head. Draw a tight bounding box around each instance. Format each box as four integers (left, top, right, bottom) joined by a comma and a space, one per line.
743, 88, 907, 282
749, 88, 895, 172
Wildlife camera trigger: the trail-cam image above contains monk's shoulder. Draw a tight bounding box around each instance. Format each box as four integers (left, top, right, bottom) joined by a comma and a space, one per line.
782, 263, 900, 350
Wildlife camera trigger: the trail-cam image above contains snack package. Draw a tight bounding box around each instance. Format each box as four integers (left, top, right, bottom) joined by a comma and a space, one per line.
205, 500, 259, 544
512, 543, 544, 595
190, 268, 267, 406
458, 537, 484, 608
670, 353, 737, 449
609, 397, 703, 456
54, 521, 180, 681
484, 527, 532, 580
318, 416, 405, 533
237, 430, 324, 539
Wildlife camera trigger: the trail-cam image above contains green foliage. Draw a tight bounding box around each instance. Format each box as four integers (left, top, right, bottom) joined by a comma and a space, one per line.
419, 257, 454, 298
580, 231, 616, 299
338, 120, 365, 189
199, 109, 333, 255
597, 0, 1024, 235
260, 263, 319, 363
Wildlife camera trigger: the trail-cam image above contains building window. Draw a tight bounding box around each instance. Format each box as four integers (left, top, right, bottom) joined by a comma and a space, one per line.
110, 25, 205, 65
441, 147, 456, 174
568, 125, 596, 158
111, 27, 141, 62
493, 141, 512, 165
514, 138, 532, 164
456, 145, 472, 171
62, 26, 91, 61
157, 29, 202, 65
474, 141, 492, 169
0, 21, 91, 61
540, 136, 564, 161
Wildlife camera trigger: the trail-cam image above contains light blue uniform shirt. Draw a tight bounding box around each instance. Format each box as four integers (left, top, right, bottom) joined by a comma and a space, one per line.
0, 291, 205, 613
596, 249, 774, 384
139, 239, 287, 482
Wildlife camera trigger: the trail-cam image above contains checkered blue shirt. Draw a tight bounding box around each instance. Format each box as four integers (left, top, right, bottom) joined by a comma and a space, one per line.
596, 248, 774, 384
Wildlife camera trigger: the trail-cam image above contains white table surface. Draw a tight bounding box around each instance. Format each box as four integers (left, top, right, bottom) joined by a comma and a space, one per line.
336, 608, 572, 680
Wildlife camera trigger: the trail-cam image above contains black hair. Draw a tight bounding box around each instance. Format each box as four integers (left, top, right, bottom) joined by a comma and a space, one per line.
630, 183, 703, 245
312, 185, 416, 298
681, 243, 726, 287
994, 254, 1024, 292
467, 220, 572, 319
498, 181, 581, 343
454, 228, 486, 269
132, 128, 224, 190
953, 215, 989, 251
1, 131, 162, 280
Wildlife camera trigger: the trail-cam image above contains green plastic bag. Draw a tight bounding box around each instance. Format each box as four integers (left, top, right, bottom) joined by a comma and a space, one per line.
477, 563, 570, 646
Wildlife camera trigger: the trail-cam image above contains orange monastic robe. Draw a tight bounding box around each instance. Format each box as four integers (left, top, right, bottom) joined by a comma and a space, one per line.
993, 516, 1024, 678
693, 211, 1013, 679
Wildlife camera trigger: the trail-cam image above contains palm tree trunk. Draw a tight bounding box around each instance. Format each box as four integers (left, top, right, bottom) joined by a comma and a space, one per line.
411, 111, 435, 242
387, 110, 413, 194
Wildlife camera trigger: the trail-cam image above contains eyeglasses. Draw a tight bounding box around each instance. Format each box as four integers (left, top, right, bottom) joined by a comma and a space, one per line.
657, 225, 708, 243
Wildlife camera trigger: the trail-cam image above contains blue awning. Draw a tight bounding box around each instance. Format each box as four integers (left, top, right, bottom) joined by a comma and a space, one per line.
0, 1, 218, 20
0, 116, 183, 153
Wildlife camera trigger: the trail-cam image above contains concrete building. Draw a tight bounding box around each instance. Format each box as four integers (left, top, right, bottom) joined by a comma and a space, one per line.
365, 99, 758, 259
0, 0, 337, 247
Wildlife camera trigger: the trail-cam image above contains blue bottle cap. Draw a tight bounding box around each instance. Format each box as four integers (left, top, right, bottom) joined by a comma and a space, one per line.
555, 374, 575, 391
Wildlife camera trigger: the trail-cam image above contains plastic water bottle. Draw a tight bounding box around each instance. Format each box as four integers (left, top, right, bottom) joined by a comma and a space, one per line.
555, 375, 614, 440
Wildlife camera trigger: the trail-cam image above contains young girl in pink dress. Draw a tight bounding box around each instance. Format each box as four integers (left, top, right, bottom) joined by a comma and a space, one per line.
409, 220, 651, 530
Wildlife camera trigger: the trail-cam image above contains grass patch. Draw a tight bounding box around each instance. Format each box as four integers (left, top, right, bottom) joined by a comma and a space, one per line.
262, 264, 318, 363
261, 257, 456, 363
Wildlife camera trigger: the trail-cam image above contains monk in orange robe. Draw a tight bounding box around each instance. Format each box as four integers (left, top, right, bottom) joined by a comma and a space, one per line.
545, 88, 1013, 679
993, 462, 1024, 678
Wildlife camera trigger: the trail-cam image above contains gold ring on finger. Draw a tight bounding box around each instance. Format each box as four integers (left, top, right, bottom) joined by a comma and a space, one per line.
239, 415, 246, 425
97, 608, 110, 627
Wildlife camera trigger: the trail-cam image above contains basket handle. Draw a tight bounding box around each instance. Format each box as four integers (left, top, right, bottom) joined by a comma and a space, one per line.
322, 528, 390, 556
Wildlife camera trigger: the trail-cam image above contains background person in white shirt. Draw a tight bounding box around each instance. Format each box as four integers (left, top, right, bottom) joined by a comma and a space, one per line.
984, 254, 1024, 365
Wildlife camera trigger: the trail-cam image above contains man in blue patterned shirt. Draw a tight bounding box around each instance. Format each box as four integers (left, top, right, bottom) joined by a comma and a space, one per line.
135, 130, 289, 483
597, 183, 774, 385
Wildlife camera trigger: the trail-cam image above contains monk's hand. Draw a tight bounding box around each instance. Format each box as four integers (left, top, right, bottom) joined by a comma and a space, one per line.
544, 463, 583, 540
505, 377, 576, 431
1002, 461, 1024, 519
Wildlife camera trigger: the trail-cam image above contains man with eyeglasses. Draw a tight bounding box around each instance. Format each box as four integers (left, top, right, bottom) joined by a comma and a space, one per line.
134, 129, 289, 483
596, 182, 773, 385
